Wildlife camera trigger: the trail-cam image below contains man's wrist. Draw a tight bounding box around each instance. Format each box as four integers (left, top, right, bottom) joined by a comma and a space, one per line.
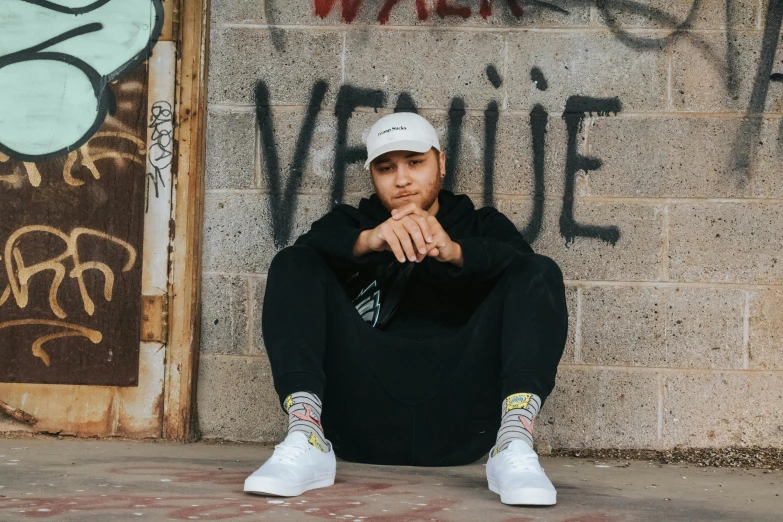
449, 241, 463, 268
352, 229, 374, 257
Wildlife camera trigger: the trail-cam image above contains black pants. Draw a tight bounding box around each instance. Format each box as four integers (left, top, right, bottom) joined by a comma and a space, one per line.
263, 245, 568, 466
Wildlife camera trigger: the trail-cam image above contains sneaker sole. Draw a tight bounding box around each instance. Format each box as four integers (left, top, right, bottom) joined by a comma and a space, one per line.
244, 473, 335, 497
487, 478, 556, 506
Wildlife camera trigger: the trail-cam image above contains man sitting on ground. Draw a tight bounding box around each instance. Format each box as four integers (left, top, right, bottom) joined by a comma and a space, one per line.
243, 112, 569, 506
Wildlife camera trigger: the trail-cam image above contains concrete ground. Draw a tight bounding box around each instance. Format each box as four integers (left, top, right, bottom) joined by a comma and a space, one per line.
0, 438, 779, 522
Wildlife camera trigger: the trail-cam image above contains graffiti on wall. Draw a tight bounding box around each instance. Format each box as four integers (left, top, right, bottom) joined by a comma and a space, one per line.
255, 64, 624, 249
1, 226, 137, 318
0, 131, 145, 189
0, 225, 135, 366
310, 0, 547, 23
0, 0, 163, 162
147, 100, 173, 210
253, 0, 783, 249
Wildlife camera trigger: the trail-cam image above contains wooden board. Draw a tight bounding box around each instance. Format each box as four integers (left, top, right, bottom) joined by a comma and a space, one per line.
0, 64, 149, 387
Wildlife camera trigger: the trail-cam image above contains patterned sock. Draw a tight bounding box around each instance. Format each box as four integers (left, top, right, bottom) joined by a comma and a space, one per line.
284, 391, 331, 453
493, 392, 541, 456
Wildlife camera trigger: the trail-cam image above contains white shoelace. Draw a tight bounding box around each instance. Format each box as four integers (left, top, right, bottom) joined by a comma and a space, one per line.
503, 451, 542, 472
270, 440, 308, 464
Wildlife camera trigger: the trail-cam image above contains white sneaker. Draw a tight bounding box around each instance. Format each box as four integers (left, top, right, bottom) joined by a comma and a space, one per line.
486, 440, 557, 505
244, 431, 336, 497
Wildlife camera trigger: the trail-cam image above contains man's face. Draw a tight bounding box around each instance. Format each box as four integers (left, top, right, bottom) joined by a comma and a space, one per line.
370, 148, 446, 214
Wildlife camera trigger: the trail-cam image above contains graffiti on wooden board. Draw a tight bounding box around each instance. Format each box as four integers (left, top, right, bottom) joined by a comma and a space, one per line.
0, 0, 163, 162
0, 64, 149, 386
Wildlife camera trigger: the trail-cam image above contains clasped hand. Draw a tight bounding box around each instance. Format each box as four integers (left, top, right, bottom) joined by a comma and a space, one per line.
362, 203, 462, 266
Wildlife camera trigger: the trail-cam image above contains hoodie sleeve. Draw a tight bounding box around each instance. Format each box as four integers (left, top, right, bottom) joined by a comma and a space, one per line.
419, 208, 534, 283
293, 205, 390, 268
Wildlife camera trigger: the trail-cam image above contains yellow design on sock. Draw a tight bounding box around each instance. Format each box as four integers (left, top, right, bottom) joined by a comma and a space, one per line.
505, 392, 533, 412
308, 432, 327, 452
283, 395, 294, 412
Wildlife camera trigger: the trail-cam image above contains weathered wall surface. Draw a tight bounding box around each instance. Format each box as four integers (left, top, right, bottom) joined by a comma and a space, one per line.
199, 0, 783, 449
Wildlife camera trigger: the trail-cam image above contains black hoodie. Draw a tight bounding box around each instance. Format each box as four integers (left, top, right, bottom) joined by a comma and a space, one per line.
294, 190, 534, 336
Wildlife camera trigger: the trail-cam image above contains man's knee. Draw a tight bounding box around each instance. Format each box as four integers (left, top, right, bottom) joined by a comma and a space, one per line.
268, 244, 329, 280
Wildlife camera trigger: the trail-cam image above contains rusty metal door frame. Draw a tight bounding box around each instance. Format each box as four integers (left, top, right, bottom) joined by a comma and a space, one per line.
161, 0, 210, 441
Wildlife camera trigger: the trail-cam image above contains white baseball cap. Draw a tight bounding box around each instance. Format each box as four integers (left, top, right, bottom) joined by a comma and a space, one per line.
364, 112, 441, 169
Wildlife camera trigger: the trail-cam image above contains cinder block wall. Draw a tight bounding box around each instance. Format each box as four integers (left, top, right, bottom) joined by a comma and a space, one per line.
198, 0, 783, 449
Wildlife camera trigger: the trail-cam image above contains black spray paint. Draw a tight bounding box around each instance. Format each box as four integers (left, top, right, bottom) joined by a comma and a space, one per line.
731, 1, 783, 178
521, 68, 548, 243
521, 104, 547, 244
483, 100, 499, 208
394, 92, 419, 113
486, 64, 503, 89
443, 97, 465, 192
255, 80, 328, 247
560, 95, 622, 246
145, 100, 173, 212
530, 67, 548, 91
725, 0, 741, 97
597, 0, 782, 182
332, 85, 386, 207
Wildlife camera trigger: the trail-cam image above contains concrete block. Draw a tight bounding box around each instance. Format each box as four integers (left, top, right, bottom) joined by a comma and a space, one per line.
497, 198, 665, 281
208, 27, 343, 106
197, 354, 286, 442
210, 0, 266, 24
344, 30, 505, 110
581, 286, 664, 366
201, 274, 250, 356
453, 109, 570, 198
752, 118, 783, 198
748, 289, 783, 370
202, 193, 331, 273
206, 108, 256, 190
250, 275, 268, 355
585, 116, 752, 198
665, 287, 746, 369
506, 32, 669, 113
536, 367, 659, 448
591, 0, 758, 29
671, 33, 783, 113
661, 371, 783, 447
668, 203, 783, 284
265, 0, 589, 27
581, 286, 745, 369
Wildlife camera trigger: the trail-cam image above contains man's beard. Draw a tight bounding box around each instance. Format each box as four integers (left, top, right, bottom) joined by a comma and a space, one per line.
418, 170, 442, 212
